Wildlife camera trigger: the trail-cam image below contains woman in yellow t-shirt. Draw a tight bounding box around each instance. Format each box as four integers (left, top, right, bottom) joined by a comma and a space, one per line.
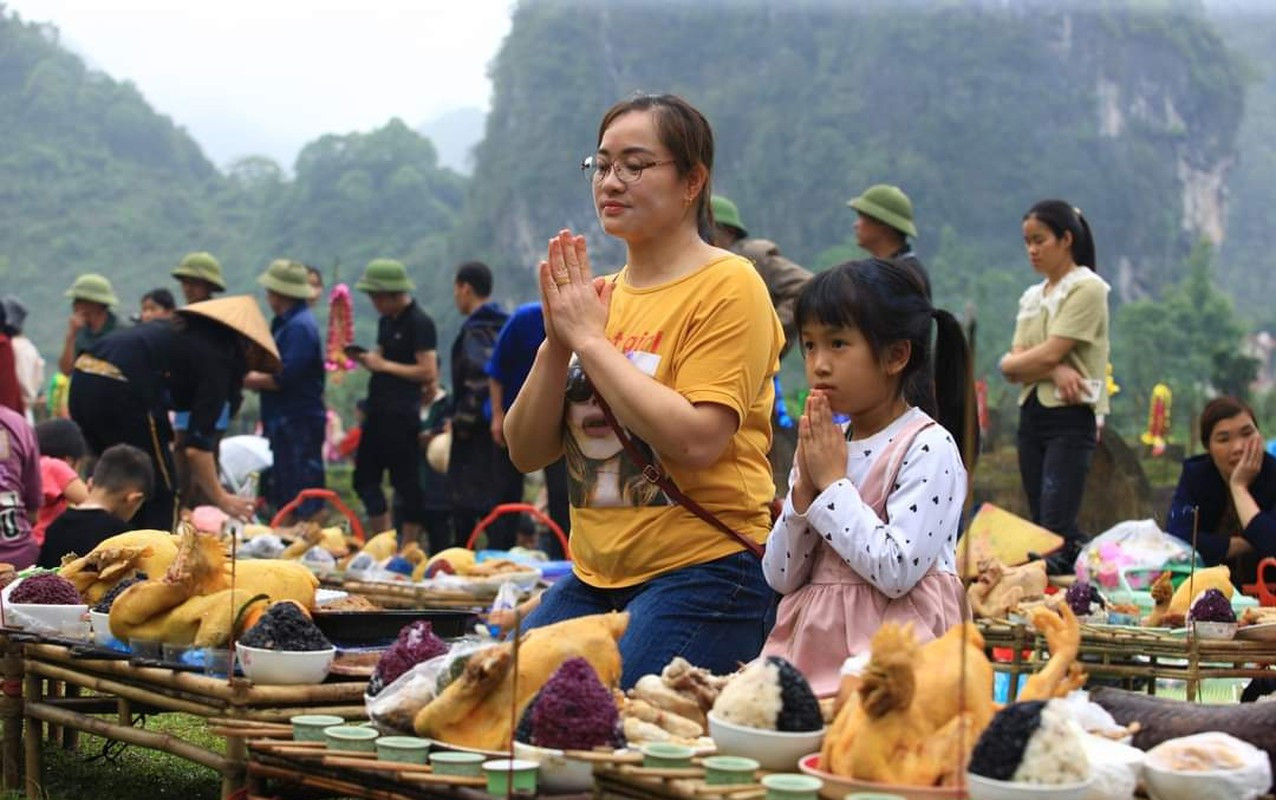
999, 200, 1110, 575
504, 94, 783, 687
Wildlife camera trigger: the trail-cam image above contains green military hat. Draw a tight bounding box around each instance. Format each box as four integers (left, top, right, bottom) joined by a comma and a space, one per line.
710, 195, 748, 237
172, 251, 227, 291
848, 184, 918, 238
355, 258, 415, 293
64, 273, 119, 307
257, 258, 312, 300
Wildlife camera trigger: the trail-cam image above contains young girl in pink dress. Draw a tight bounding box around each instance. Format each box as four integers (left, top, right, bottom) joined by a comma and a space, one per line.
762, 258, 973, 697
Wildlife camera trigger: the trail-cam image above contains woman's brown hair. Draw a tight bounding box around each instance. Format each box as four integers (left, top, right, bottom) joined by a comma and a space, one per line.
1200, 395, 1258, 449
597, 93, 715, 234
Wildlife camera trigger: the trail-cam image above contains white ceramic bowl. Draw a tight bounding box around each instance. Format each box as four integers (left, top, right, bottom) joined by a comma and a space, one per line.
707, 711, 824, 771
512, 741, 595, 793
235, 642, 334, 685
966, 773, 1093, 800
7, 603, 89, 636
1190, 621, 1238, 640
1144, 751, 1270, 800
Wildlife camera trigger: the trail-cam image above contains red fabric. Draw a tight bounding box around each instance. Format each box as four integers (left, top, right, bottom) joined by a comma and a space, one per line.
336, 426, 362, 460
33, 456, 79, 546
0, 336, 23, 414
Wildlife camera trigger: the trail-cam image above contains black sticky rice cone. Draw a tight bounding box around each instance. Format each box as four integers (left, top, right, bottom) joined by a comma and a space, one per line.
768, 656, 824, 732
967, 700, 1046, 781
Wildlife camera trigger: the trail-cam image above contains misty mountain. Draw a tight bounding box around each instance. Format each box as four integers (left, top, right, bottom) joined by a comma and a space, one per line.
418, 107, 486, 175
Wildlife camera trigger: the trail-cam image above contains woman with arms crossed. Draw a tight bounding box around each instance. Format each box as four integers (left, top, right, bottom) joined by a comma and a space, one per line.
504, 94, 782, 687
1000, 200, 1110, 574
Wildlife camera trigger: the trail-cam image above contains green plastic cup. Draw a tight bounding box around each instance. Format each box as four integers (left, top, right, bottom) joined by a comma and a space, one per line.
640, 742, 695, 769
762, 773, 823, 800
376, 735, 430, 764
290, 714, 344, 742
703, 755, 760, 785
323, 725, 378, 752
430, 750, 485, 777
483, 758, 538, 794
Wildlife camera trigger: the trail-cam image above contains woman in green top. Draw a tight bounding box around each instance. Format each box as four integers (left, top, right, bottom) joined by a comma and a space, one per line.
999, 200, 1110, 574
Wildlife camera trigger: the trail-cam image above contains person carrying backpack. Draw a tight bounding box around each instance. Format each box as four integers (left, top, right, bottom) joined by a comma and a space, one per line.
448, 262, 511, 548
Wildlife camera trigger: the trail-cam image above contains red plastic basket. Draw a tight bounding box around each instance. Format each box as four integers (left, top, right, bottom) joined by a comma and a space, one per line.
269, 488, 366, 543
463, 502, 570, 560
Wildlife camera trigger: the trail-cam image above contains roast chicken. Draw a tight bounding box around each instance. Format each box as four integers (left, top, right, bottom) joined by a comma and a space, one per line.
1144, 566, 1234, 628
966, 558, 1049, 620
109, 525, 318, 646
58, 530, 180, 604
413, 612, 628, 750
821, 604, 1086, 787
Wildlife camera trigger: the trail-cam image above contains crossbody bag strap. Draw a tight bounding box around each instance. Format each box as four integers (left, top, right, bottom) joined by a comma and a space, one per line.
590, 389, 765, 559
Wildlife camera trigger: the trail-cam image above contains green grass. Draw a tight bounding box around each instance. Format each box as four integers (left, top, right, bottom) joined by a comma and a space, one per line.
0, 713, 223, 800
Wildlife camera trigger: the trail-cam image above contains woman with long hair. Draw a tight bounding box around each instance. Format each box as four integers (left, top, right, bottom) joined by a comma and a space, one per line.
504, 94, 782, 686
1000, 200, 1110, 574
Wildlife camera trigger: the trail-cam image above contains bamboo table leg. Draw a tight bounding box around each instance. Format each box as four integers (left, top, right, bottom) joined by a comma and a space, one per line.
2, 639, 22, 790
222, 733, 247, 800
23, 671, 42, 800
61, 684, 80, 750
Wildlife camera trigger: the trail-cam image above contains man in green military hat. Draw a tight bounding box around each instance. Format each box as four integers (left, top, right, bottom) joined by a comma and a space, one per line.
710, 195, 811, 498
847, 184, 932, 297
351, 258, 439, 545
709, 195, 812, 359
244, 259, 327, 522
58, 273, 120, 376
173, 251, 227, 305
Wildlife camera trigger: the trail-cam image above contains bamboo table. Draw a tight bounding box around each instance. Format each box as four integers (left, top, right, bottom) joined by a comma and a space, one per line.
16, 639, 368, 799
978, 621, 1276, 701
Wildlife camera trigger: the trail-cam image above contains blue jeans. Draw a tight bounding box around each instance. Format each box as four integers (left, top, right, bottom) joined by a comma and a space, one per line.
522, 551, 774, 688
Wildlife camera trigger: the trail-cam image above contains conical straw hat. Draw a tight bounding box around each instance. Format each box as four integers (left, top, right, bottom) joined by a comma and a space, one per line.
176, 295, 282, 373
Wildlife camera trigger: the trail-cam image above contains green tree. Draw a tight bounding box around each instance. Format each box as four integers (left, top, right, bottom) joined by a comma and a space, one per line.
1112, 241, 1250, 440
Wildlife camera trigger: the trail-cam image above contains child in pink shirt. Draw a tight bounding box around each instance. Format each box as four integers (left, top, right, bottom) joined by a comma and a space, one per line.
33, 419, 89, 546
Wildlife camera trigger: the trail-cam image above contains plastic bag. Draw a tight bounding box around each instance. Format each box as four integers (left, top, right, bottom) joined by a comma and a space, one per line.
366, 637, 493, 734
300, 546, 337, 571
1145, 732, 1271, 800
1074, 519, 1195, 590
239, 534, 286, 560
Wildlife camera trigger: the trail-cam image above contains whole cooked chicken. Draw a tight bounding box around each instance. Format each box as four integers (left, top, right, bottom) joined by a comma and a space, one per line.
413, 612, 628, 750
59, 530, 180, 604
109, 525, 317, 646
966, 558, 1048, 620
821, 605, 1085, 787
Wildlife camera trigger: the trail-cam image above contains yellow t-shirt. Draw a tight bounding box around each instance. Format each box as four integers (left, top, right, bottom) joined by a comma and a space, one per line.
1011, 267, 1111, 415
564, 254, 783, 588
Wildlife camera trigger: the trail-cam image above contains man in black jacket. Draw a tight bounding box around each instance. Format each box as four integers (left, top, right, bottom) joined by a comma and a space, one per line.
448, 262, 511, 548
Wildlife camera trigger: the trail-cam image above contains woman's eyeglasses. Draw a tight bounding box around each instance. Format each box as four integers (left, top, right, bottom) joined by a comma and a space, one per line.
580, 155, 675, 185
565, 364, 594, 403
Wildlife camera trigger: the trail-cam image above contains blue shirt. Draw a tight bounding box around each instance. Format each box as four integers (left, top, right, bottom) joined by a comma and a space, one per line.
261, 302, 324, 423
1167, 453, 1276, 569
484, 302, 545, 412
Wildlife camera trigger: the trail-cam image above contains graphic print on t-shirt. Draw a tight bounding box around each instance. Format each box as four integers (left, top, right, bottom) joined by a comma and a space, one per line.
563, 353, 669, 509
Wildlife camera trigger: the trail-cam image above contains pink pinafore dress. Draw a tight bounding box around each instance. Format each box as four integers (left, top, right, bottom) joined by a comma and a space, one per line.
762, 415, 969, 697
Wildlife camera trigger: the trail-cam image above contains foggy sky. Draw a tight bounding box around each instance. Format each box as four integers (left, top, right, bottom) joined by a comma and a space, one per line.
5, 0, 513, 169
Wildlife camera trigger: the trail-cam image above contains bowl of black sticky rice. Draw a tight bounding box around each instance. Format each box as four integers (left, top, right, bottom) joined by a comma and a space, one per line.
236, 602, 336, 685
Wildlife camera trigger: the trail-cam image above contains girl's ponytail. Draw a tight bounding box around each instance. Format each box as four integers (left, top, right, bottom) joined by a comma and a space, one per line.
1073, 209, 1097, 273
932, 308, 975, 469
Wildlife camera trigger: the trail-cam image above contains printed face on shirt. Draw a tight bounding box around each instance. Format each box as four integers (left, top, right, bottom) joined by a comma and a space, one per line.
1022, 216, 1074, 278
562, 356, 668, 509
1208, 412, 1260, 480
592, 109, 686, 242
800, 322, 896, 417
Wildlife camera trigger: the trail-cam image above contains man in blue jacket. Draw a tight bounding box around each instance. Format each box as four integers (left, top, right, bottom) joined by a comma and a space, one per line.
245, 259, 326, 521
